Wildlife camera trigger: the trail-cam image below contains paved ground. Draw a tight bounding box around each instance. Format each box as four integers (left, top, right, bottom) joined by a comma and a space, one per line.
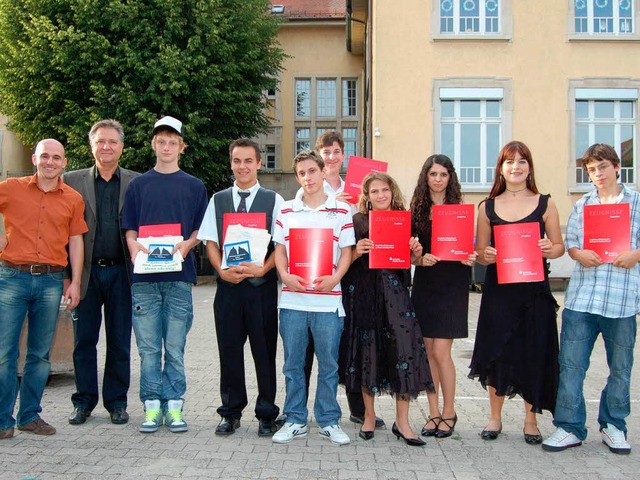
1, 282, 639, 480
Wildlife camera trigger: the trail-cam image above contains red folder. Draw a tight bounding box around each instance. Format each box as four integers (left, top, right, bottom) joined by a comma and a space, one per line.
138, 223, 181, 238
584, 203, 630, 263
343, 156, 388, 204
222, 212, 267, 244
369, 210, 411, 269
288, 228, 333, 285
494, 222, 544, 284
431, 204, 475, 261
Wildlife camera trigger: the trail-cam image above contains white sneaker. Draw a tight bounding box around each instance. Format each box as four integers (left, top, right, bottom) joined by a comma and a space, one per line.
318, 424, 351, 445
541, 427, 582, 452
165, 399, 188, 433
140, 400, 162, 433
272, 422, 308, 444
601, 424, 631, 454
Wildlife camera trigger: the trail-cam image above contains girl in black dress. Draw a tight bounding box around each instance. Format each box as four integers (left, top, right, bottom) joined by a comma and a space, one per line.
469, 141, 564, 444
342, 173, 432, 446
410, 155, 476, 438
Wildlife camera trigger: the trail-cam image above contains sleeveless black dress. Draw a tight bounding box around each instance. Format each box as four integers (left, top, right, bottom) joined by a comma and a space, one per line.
468, 195, 559, 414
340, 213, 433, 398
411, 218, 471, 339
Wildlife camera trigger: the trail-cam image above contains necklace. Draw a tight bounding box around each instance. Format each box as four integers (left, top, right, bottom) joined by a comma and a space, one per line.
505, 186, 527, 196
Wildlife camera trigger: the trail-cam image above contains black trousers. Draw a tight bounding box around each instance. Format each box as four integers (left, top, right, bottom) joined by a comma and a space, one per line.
72, 263, 131, 412
214, 280, 279, 421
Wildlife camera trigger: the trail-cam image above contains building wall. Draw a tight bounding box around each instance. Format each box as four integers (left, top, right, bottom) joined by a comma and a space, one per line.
0, 116, 32, 179
370, 0, 640, 224
258, 20, 364, 199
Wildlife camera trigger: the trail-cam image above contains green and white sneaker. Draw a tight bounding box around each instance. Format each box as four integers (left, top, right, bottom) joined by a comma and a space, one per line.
140, 400, 162, 433
165, 399, 188, 433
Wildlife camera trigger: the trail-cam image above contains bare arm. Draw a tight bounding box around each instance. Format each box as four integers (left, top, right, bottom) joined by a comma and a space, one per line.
63, 235, 84, 310
125, 230, 149, 264
475, 203, 495, 265
540, 198, 565, 259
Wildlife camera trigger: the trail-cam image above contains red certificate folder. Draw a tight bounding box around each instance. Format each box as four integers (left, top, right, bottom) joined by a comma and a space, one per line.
288, 228, 333, 285
494, 222, 544, 284
343, 156, 388, 204
222, 212, 267, 244
138, 223, 181, 238
431, 204, 475, 261
369, 210, 411, 269
584, 203, 630, 263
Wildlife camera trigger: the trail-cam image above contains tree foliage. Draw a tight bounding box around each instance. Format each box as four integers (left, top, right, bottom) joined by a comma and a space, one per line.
0, 0, 284, 192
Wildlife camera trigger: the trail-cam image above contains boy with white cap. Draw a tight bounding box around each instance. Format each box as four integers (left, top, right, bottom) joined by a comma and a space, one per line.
122, 116, 208, 433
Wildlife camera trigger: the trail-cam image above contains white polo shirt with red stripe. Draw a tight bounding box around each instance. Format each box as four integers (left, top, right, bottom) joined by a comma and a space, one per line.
273, 190, 355, 316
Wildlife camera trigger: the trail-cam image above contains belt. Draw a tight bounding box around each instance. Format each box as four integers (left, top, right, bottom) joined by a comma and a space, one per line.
92, 258, 124, 267
0, 259, 65, 275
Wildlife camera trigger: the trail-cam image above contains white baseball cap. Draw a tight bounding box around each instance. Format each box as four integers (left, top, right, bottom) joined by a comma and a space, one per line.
152, 116, 182, 136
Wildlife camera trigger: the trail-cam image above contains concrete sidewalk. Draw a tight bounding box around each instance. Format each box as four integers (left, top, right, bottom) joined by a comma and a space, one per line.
0, 282, 639, 479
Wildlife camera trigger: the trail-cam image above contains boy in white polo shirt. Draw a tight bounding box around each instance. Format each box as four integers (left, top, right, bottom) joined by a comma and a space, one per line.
272, 150, 355, 445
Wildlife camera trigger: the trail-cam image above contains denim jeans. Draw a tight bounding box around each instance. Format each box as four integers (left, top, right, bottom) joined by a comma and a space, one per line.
72, 263, 132, 412
279, 308, 343, 427
131, 281, 193, 403
553, 308, 636, 440
0, 266, 63, 429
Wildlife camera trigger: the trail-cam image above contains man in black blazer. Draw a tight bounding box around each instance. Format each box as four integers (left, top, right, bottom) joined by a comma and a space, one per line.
63, 119, 139, 425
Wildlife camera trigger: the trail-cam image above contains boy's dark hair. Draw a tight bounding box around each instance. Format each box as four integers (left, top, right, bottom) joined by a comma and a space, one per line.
293, 149, 324, 174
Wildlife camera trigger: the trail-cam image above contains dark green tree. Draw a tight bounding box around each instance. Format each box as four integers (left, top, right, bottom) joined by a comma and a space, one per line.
0, 0, 284, 192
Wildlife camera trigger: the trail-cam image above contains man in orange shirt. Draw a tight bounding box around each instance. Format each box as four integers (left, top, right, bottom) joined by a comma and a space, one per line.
0, 139, 88, 439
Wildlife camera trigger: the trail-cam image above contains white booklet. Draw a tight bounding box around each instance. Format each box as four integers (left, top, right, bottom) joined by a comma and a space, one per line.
221, 224, 271, 270
133, 235, 184, 274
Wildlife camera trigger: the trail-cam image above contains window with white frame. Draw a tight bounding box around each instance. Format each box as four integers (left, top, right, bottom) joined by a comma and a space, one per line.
296, 79, 311, 117
296, 127, 311, 152
573, 0, 634, 35
433, 0, 512, 38
293, 76, 360, 156
264, 144, 276, 169
438, 88, 503, 186
574, 88, 636, 185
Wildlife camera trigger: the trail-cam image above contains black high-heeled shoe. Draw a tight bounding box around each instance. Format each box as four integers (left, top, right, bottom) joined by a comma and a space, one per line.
392, 422, 426, 447
421, 416, 441, 437
434, 414, 457, 439
359, 427, 374, 440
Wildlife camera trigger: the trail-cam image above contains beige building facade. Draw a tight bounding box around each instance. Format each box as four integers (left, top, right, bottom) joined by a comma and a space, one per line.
350, 0, 640, 223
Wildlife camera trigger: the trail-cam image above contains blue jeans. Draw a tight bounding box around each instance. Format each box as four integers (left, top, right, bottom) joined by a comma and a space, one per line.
0, 266, 63, 429
279, 308, 343, 427
131, 281, 193, 403
72, 263, 132, 412
553, 308, 636, 440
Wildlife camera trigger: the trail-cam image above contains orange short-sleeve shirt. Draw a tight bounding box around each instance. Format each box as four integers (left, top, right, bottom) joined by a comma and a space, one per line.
0, 174, 88, 267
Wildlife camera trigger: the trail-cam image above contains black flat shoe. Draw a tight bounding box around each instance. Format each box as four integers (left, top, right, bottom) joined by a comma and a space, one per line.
421, 416, 441, 437
350, 414, 386, 429
215, 417, 241, 435
258, 419, 276, 437
392, 422, 426, 447
480, 425, 502, 440
359, 428, 374, 440
68, 407, 91, 425
109, 407, 129, 425
524, 427, 542, 445
435, 414, 457, 439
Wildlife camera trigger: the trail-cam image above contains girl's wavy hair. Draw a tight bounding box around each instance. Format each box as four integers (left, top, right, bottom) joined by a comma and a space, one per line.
410, 154, 462, 230
357, 172, 406, 213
